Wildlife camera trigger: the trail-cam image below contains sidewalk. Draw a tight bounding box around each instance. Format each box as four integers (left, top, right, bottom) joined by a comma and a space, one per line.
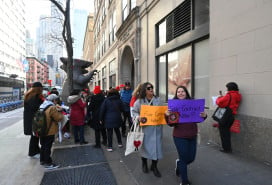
0, 111, 271, 185
50, 125, 272, 185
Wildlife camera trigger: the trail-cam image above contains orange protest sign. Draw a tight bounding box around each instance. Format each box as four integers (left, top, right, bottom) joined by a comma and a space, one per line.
139, 105, 168, 126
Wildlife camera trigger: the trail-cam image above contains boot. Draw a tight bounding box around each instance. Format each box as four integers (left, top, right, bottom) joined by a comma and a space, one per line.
151, 160, 161, 177
141, 157, 148, 173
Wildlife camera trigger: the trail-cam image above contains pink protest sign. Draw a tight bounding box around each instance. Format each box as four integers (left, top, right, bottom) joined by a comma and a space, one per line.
168, 99, 205, 123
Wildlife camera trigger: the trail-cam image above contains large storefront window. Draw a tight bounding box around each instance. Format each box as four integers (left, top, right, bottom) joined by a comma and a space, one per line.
168, 46, 192, 99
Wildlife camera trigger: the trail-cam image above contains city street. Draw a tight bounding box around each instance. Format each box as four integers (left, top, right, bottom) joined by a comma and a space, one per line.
0, 108, 271, 185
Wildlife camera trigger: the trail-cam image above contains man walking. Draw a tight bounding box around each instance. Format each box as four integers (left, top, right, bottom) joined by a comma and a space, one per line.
120, 81, 133, 137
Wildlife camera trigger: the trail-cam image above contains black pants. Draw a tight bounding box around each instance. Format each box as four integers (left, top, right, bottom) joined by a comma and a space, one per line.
122, 111, 133, 134
28, 135, 40, 156
95, 128, 107, 146
40, 135, 55, 164
106, 128, 122, 148
219, 123, 233, 151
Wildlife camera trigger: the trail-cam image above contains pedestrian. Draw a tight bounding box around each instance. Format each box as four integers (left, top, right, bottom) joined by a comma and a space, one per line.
165, 85, 207, 185
87, 86, 107, 148
120, 81, 133, 137
39, 94, 64, 169
216, 82, 242, 153
99, 88, 124, 152
131, 82, 163, 178
129, 83, 142, 110
67, 89, 88, 145
23, 81, 45, 159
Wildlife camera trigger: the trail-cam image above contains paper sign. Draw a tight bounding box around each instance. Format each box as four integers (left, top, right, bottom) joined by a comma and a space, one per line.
168, 99, 205, 123
139, 105, 168, 126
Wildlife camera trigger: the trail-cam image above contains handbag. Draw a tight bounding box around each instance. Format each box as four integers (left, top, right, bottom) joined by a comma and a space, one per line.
124, 120, 144, 156
230, 120, 240, 133
212, 94, 234, 126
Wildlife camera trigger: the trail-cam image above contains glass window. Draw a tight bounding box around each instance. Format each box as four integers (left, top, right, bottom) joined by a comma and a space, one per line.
131, 0, 136, 9
122, 0, 128, 21
158, 20, 166, 47
158, 55, 167, 102
168, 46, 192, 99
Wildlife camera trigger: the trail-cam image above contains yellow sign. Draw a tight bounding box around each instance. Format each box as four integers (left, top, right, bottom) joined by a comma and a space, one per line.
139, 105, 168, 126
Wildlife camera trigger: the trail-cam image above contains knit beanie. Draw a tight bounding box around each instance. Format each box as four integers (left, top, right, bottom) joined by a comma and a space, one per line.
93, 86, 102, 94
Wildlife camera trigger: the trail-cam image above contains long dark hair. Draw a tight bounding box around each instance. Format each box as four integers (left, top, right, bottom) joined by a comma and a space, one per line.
139, 82, 155, 99
173, 86, 191, 99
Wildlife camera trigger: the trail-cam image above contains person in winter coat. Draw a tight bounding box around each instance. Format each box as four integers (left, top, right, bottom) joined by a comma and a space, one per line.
165, 86, 207, 185
39, 94, 64, 169
216, 82, 242, 153
23, 81, 45, 159
99, 88, 124, 152
131, 82, 163, 178
120, 81, 133, 137
87, 86, 107, 148
67, 89, 88, 145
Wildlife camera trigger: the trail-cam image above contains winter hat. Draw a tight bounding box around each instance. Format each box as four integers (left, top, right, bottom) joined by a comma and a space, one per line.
46, 94, 59, 101
125, 81, 130, 86
32, 81, 43, 88
93, 86, 102, 94
115, 86, 120, 91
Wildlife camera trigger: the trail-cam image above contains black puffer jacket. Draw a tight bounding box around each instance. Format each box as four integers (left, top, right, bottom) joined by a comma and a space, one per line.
23, 95, 44, 135
87, 93, 105, 129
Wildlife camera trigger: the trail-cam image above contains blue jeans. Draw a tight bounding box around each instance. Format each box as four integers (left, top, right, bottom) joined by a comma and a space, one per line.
173, 136, 197, 183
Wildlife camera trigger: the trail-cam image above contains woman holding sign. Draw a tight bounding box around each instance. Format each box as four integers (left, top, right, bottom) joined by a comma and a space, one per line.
131, 82, 163, 178
165, 86, 207, 185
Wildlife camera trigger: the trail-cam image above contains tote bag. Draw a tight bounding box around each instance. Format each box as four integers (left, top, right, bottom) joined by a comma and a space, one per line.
125, 121, 144, 156
212, 95, 234, 126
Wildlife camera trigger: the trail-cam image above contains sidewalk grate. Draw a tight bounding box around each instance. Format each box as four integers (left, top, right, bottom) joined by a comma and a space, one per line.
51, 145, 106, 167
41, 164, 117, 185
40, 145, 117, 185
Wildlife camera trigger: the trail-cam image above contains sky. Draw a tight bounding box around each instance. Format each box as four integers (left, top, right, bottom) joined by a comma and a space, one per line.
25, 0, 94, 38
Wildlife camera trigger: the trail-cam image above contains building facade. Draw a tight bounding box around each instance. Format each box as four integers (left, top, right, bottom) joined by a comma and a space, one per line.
0, 0, 26, 98
91, 0, 272, 163
26, 57, 49, 89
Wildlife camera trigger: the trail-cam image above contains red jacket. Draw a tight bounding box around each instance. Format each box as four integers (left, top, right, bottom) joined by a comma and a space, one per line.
68, 95, 86, 126
216, 91, 242, 115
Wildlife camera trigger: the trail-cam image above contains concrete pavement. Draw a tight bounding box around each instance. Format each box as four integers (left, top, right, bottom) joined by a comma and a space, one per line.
0, 108, 271, 185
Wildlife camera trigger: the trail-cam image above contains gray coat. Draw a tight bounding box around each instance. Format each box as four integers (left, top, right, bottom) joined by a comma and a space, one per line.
131, 97, 163, 160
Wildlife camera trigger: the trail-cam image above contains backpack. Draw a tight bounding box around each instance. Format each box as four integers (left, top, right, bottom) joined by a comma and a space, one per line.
32, 105, 52, 137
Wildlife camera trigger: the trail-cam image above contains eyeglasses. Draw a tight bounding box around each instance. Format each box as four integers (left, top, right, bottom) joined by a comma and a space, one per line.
146, 86, 153, 91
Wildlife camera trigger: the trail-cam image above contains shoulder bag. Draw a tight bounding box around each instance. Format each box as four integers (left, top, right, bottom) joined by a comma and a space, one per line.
212, 94, 234, 127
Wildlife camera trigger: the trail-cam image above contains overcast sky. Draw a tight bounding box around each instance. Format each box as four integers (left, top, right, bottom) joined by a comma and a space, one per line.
25, 0, 94, 38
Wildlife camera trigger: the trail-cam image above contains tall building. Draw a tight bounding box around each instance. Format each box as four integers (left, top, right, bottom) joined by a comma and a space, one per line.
72, 9, 88, 59
35, 2, 65, 87
26, 30, 35, 57
83, 13, 94, 63
0, 0, 26, 98
91, 0, 272, 164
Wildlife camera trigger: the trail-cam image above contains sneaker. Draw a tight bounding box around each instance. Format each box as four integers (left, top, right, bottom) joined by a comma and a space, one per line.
43, 163, 60, 170
28, 153, 40, 159
175, 159, 180, 176
118, 143, 123, 148
107, 148, 113, 152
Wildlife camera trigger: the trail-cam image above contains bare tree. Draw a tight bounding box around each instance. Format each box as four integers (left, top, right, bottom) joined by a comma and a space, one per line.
49, 0, 73, 93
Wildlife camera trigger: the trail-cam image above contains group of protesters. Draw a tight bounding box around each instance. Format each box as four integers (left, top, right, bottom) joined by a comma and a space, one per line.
23, 80, 241, 185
